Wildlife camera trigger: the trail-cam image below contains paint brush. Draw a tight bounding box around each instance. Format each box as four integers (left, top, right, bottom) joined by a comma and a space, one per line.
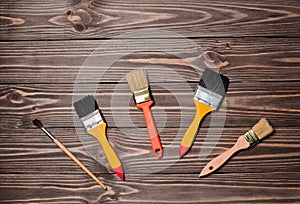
179, 69, 229, 158
74, 95, 124, 180
32, 119, 107, 190
199, 118, 274, 177
126, 69, 163, 158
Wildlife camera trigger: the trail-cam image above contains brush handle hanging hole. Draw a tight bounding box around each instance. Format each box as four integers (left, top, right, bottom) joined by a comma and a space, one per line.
155, 149, 161, 155
154, 147, 163, 159
209, 166, 214, 170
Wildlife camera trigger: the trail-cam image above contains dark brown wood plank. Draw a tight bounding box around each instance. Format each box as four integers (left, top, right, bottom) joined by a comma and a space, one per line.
1, 172, 299, 203
0, 38, 300, 84
0, 83, 299, 128
1, 127, 299, 174
0, 0, 299, 40
1, 127, 299, 202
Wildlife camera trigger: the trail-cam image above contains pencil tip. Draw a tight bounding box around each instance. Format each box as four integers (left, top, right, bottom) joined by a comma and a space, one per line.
32, 119, 43, 128
179, 145, 189, 158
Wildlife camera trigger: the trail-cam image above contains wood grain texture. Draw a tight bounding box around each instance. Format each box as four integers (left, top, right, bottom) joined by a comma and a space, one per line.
1, 127, 299, 202
0, 38, 300, 84
1, 0, 300, 203
0, 82, 299, 131
0, 0, 299, 40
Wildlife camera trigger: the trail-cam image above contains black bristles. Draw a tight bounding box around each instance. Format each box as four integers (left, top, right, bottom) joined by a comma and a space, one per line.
199, 69, 230, 96
32, 119, 43, 128
73, 95, 99, 118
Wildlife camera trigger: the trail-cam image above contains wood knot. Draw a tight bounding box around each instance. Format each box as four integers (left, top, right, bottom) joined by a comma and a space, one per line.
67, 9, 92, 25
65, 0, 105, 32
8, 90, 24, 104
66, 0, 97, 32
225, 42, 231, 50
74, 23, 86, 32
203, 51, 229, 73
67, 8, 92, 32
0, 16, 25, 27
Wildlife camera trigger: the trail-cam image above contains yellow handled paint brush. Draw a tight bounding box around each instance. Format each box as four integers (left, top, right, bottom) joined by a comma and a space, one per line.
179, 69, 229, 158
32, 119, 107, 190
74, 95, 124, 180
126, 69, 163, 158
200, 118, 274, 177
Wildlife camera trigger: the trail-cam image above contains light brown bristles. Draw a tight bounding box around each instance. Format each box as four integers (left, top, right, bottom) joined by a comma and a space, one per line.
126, 69, 149, 93
125, 69, 163, 157
199, 117, 274, 177
252, 118, 274, 140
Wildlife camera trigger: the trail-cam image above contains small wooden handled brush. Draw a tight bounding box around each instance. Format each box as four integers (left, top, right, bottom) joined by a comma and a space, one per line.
32, 119, 107, 190
126, 69, 163, 158
74, 95, 124, 180
179, 69, 229, 158
199, 118, 274, 177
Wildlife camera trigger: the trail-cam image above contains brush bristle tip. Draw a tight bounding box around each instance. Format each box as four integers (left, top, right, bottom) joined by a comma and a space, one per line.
73, 95, 99, 118
199, 69, 229, 96
252, 118, 274, 139
32, 119, 43, 128
126, 69, 149, 92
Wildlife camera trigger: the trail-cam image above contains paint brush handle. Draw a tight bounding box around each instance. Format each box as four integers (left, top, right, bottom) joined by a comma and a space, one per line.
136, 100, 163, 158
199, 135, 250, 177
179, 100, 214, 158
53, 139, 107, 190
88, 123, 124, 180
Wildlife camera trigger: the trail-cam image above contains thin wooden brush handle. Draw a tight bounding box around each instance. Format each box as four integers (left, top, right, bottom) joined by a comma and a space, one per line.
199, 135, 250, 177
53, 139, 107, 190
179, 99, 214, 158
136, 100, 163, 158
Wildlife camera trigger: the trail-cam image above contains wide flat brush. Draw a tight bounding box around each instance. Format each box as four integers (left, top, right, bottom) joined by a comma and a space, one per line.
74, 95, 124, 180
126, 69, 163, 158
199, 118, 274, 177
179, 69, 229, 158
32, 119, 107, 190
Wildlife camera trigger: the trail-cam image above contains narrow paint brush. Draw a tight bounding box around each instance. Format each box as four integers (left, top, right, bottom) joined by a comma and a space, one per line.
32, 119, 107, 190
74, 95, 124, 180
179, 69, 229, 158
199, 118, 274, 177
126, 69, 163, 158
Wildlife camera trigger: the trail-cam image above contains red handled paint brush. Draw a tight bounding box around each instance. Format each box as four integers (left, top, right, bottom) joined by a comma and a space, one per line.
179, 69, 229, 158
74, 95, 124, 180
126, 69, 163, 158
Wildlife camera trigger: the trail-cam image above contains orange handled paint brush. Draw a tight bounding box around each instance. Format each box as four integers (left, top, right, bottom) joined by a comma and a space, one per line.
179, 69, 229, 158
32, 119, 107, 190
200, 118, 274, 177
74, 95, 124, 180
126, 69, 163, 158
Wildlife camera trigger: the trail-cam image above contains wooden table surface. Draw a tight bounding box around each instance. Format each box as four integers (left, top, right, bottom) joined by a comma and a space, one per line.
1, 0, 299, 203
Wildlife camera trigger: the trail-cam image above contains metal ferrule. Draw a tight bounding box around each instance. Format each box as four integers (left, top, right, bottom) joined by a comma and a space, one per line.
133, 88, 151, 104
80, 109, 104, 131
193, 85, 223, 109
243, 129, 260, 146
41, 127, 55, 141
